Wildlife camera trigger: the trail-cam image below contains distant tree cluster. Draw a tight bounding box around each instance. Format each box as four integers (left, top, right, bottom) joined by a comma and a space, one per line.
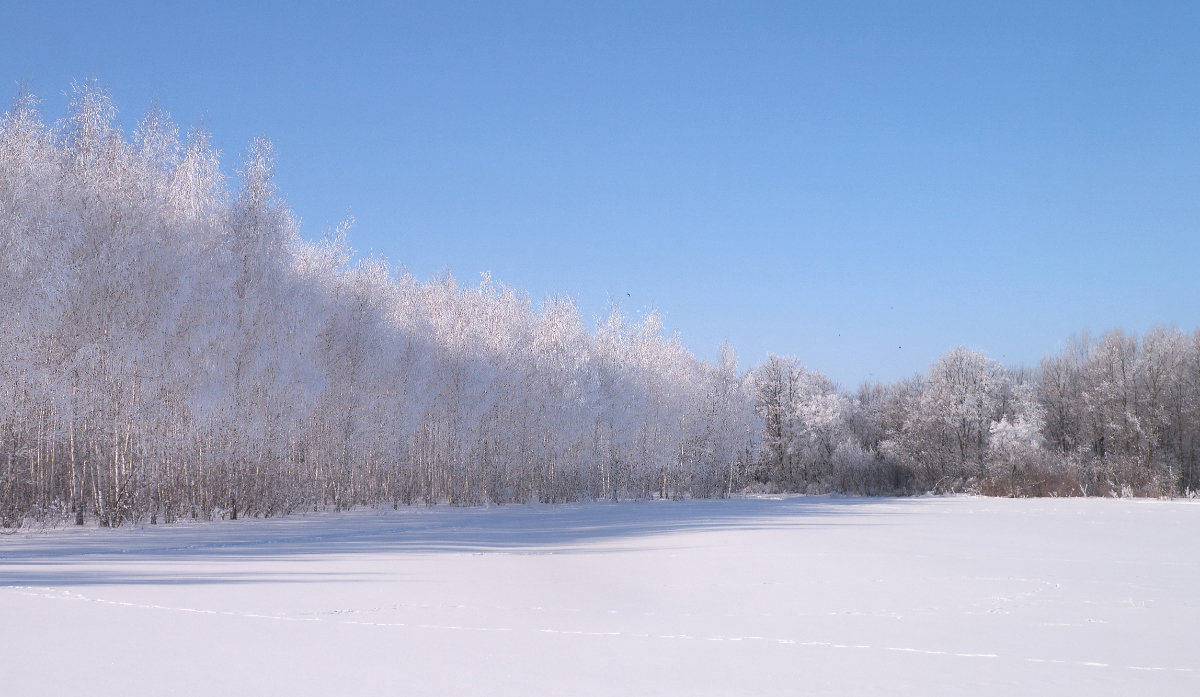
754, 335, 1200, 499
2, 84, 1197, 527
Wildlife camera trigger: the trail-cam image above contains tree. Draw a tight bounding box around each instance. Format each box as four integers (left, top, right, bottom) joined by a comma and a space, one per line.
904, 348, 1006, 487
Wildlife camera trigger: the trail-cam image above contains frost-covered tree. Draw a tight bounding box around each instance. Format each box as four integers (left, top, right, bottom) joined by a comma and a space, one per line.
749, 356, 847, 492
987, 382, 1046, 496
902, 348, 1007, 485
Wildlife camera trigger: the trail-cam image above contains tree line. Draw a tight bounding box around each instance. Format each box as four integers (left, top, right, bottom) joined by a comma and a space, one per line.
2, 83, 1197, 528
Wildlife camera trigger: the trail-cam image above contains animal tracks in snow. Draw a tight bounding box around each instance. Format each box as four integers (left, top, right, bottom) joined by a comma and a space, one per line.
8, 584, 1193, 675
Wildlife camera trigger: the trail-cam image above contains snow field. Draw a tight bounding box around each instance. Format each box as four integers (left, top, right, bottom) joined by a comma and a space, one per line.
2, 496, 1196, 695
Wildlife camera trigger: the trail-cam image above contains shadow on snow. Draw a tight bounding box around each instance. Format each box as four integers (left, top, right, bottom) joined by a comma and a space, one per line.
1, 496, 907, 587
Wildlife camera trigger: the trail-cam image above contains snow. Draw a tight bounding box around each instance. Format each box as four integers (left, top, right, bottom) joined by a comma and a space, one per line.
2, 496, 1197, 695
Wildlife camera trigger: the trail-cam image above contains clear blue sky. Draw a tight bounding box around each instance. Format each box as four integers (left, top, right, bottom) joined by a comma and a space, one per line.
5, 1, 1199, 387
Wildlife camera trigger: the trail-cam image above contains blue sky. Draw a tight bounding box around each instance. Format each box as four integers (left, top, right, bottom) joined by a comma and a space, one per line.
4, 1, 1199, 386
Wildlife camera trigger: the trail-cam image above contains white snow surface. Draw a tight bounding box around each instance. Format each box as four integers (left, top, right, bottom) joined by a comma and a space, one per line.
2, 496, 1196, 696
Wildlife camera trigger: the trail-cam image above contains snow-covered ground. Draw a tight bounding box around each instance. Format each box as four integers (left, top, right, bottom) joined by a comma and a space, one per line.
2, 496, 1196, 695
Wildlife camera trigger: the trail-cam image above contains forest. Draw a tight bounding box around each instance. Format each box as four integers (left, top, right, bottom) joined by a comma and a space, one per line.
2, 83, 1198, 528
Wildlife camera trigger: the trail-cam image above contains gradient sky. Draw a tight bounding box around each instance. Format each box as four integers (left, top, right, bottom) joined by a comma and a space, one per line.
4, 1, 1199, 387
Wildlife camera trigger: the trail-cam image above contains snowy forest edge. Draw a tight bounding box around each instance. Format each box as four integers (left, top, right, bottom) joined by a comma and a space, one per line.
3, 82, 1198, 529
